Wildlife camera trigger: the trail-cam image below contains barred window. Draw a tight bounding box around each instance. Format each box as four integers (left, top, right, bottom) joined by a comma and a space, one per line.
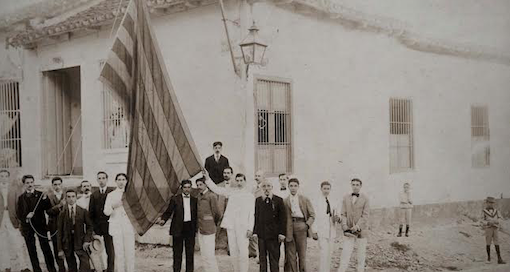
389, 98, 414, 173
0, 80, 22, 168
471, 105, 490, 167
255, 78, 292, 175
102, 84, 129, 149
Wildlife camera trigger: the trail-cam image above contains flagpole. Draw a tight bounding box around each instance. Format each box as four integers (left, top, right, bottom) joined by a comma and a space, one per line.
218, 0, 239, 76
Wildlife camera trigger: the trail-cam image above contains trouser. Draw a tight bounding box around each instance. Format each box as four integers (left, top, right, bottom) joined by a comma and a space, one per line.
258, 238, 280, 272
485, 227, 500, 245
284, 220, 308, 272
111, 225, 135, 272
173, 222, 195, 272
399, 208, 412, 225
65, 234, 91, 272
227, 227, 250, 272
101, 233, 115, 272
318, 237, 334, 272
22, 228, 57, 272
198, 233, 219, 272
49, 226, 66, 272
0, 215, 31, 271
337, 237, 367, 272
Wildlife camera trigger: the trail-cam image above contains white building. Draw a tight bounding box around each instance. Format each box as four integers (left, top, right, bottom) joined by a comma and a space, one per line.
0, 0, 509, 208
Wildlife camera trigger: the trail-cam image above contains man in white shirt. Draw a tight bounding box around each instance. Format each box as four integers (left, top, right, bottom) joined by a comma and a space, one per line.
0, 169, 32, 272
46, 177, 67, 272
158, 180, 198, 272
76, 180, 92, 210
273, 173, 290, 199
312, 181, 338, 272
204, 171, 255, 272
283, 178, 315, 272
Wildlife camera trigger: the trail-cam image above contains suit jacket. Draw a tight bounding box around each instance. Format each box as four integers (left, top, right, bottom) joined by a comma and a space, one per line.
161, 194, 198, 237
7, 179, 24, 228
340, 193, 370, 237
197, 190, 221, 235
46, 190, 66, 232
89, 187, 114, 235
283, 194, 315, 242
17, 190, 51, 235
204, 155, 229, 184
312, 196, 338, 239
57, 205, 93, 254
253, 195, 286, 240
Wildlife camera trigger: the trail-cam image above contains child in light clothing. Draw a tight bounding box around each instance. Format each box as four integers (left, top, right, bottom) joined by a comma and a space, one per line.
397, 182, 412, 237
482, 196, 506, 264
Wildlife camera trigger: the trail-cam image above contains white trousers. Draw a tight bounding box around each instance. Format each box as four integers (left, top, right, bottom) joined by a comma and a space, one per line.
226, 227, 249, 272
0, 212, 31, 271
198, 233, 219, 272
337, 237, 367, 272
318, 237, 335, 272
111, 223, 135, 272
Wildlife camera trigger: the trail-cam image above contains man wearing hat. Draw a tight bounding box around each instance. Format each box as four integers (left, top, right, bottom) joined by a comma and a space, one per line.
482, 196, 506, 264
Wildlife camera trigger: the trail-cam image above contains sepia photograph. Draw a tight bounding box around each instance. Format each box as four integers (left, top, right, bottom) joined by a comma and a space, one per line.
0, 0, 509, 272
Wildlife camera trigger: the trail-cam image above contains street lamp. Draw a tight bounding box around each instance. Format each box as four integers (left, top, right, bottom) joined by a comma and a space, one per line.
239, 22, 267, 66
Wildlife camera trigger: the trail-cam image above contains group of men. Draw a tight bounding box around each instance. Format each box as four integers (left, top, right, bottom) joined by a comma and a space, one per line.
157, 141, 370, 272
0, 170, 116, 272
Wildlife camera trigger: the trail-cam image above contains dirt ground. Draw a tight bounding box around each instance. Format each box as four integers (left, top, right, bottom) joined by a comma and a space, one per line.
135, 218, 510, 272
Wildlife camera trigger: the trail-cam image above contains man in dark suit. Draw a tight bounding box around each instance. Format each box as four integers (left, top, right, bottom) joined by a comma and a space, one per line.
16, 175, 57, 272
46, 177, 67, 272
57, 188, 93, 272
204, 141, 230, 184
157, 179, 198, 272
89, 171, 115, 272
253, 180, 286, 272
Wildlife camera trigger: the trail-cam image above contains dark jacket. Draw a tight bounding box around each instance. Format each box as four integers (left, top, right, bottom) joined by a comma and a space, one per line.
57, 205, 93, 254
253, 195, 286, 239
197, 190, 221, 235
88, 187, 114, 235
46, 191, 66, 233
204, 155, 229, 184
161, 194, 198, 237
16, 190, 51, 235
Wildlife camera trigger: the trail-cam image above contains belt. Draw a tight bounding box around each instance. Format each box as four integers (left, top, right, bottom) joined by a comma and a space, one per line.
292, 217, 305, 222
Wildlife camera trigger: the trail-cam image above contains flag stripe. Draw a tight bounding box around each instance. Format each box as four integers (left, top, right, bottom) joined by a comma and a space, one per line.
100, 62, 130, 106
112, 38, 133, 77
138, 45, 189, 181
138, 11, 201, 175
122, 12, 135, 42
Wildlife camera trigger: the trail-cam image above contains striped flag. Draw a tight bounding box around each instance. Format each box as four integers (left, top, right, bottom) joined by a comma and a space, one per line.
99, 0, 202, 235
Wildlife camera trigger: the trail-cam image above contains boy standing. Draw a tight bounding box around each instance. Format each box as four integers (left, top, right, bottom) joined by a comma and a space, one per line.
397, 182, 412, 237
482, 196, 506, 264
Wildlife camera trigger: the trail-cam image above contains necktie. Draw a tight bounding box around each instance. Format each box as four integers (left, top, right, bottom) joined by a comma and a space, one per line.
71, 206, 75, 225
326, 198, 331, 216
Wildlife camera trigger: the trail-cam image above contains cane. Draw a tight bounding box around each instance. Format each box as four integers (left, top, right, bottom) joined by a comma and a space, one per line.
28, 190, 58, 239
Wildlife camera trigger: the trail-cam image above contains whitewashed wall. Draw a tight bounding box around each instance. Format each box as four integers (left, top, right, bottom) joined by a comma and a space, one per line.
0, 0, 509, 207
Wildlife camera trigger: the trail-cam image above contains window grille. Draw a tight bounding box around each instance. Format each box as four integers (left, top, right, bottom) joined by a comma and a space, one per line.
255, 78, 292, 175
389, 98, 414, 173
471, 105, 490, 167
0, 80, 22, 168
102, 84, 130, 149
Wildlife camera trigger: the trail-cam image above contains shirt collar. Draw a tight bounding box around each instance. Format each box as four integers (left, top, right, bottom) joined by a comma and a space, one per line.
201, 188, 209, 195
26, 189, 35, 194
99, 186, 107, 194
263, 193, 273, 200
182, 193, 190, 198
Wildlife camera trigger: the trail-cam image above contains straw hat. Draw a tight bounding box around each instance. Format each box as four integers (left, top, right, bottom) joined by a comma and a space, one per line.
485, 196, 496, 203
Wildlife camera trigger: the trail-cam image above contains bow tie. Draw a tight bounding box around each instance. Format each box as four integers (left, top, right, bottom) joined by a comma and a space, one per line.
280, 187, 287, 191
352, 193, 360, 197
183, 195, 190, 198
